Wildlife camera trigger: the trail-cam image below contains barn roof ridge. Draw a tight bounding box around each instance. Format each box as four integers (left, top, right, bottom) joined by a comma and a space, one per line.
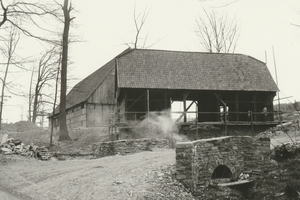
117, 48, 278, 91
118, 49, 268, 68
51, 48, 278, 117
119, 48, 265, 62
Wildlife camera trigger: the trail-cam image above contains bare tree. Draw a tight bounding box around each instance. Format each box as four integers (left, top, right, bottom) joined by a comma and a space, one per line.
195, 9, 239, 53
0, 0, 61, 44
132, 4, 150, 49
0, 25, 20, 129
125, 4, 165, 49
50, 63, 60, 146
29, 47, 59, 124
58, 0, 73, 141
28, 65, 34, 121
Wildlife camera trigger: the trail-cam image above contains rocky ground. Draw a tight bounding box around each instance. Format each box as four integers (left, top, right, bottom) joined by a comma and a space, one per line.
0, 149, 198, 200
1, 112, 300, 200
2, 137, 299, 200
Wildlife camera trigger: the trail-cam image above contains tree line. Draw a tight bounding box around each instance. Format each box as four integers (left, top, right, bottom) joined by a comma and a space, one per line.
274, 101, 300, 112
0, 0, 72, 142
0, 0, 240, 143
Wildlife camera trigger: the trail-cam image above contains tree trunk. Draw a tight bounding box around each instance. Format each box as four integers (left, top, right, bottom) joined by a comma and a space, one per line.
0, 38, 12, 130
0, 63, 9, 130
50, 66, 60, 146
32, 82, 39, 124
59, 0, 71, 141
28, 68, 34, 121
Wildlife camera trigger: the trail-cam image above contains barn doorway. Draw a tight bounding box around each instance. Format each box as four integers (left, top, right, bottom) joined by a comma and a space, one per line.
171, 100, 197, 122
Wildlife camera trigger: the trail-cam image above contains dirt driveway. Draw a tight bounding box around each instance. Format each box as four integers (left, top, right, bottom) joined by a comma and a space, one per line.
0, 149, 175, 200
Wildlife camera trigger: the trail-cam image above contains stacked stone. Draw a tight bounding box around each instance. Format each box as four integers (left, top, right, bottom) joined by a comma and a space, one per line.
194, 137, 244, 187
0, 138, 51, 160
249, 137, 271, 168
175, 136, 271, 195
92, 138, 169, 158
175, 142, 194, 190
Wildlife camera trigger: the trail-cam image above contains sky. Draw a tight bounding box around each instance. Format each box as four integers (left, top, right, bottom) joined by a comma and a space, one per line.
1, 0, 300, 124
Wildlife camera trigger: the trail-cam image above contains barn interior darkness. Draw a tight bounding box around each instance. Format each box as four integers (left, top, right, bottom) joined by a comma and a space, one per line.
117, 88, 276, 123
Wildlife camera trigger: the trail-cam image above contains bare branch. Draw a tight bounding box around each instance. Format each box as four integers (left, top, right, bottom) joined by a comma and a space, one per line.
1, 1, 62, 45
195, 9, 239, 53
0, 0, 8, 27
291, 23, 300, 28
210, 0, 241, 8
132, 3, 151, 49
31, 46, 60, 123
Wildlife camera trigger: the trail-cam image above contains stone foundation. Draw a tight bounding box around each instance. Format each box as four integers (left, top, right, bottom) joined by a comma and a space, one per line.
92, 138, 169, 158
176, 136, 270, 195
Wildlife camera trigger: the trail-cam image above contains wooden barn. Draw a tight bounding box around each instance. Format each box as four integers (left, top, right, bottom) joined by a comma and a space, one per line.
49, 49, 279, 134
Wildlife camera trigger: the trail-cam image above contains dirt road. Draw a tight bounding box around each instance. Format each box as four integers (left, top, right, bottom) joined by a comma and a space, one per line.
0, 149, 175, 200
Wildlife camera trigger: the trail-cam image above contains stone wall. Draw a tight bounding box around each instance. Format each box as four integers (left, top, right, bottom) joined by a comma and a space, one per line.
92, 138, 169, 158
181, 125, 272, 140
176, 136, 270, 195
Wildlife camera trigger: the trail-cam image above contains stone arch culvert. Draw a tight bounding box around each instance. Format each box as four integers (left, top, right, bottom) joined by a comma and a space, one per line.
175, 136, 270, 195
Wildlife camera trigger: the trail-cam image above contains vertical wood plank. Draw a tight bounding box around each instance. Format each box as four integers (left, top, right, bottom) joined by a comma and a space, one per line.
164, 90, 168, 109
124, 90, 127, 120
253, 95, 257, 121
183, 92, 187, 122
147, 89, 150, 118
235, 93, 239, 121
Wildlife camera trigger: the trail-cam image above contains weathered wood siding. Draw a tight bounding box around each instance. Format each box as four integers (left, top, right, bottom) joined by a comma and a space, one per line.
85, 68, 116, 127
61, 68, 116, 130
66, 104, 87, 129
86, 104, 115, 127
88, 69, 115, 104
118, 98, 126, 122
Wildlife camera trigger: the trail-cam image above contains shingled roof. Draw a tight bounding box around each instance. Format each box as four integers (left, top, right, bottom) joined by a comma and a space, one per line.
54, 58, 115, 114
53, 48, 278, 116
117, 49, 278, 92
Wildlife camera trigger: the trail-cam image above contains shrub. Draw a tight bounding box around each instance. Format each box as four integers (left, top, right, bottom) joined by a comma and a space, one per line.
285, 180, 300, 198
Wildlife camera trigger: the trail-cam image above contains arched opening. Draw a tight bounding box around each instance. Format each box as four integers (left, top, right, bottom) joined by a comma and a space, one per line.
211, 165, 233, 179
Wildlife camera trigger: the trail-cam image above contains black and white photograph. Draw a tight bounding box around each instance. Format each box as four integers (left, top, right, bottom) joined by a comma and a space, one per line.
1, 0, 300, 199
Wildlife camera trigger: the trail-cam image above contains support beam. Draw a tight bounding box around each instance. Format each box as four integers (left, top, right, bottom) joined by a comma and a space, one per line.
196, 100, 199, 122
183, 92, 189, 122
183, 94, 187, 122
147, 89, 150, 118
216, 93, 220, 121
124, 91, 127, 120
235, 93, 239, 121
164, 91, 168, 109
224, 102, 228, 136
253, 95, 257, 121
126, 92, 145, 111
176, 101, 195, 122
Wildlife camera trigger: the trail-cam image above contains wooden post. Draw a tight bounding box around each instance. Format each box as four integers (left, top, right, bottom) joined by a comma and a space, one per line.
164, 91, 168, 109
124, 90, 127, 121
253, 95, 257, 121
235, 93, 239, 121
195, 117, 198, 140
146, 89, 150, 134
250, 110, 254, 136
216, 94, 220, 122
147, 89, 150, 117
195, 101, 199, 139
296, 120, 299, 141
224, 103, 228, 136
183, 92, 187, 122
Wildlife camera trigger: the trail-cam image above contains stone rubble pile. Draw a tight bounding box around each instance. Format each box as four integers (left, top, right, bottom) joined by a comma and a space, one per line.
143, 164, 196, 200
0, 137, 51, 160
271, 141, 300, 161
